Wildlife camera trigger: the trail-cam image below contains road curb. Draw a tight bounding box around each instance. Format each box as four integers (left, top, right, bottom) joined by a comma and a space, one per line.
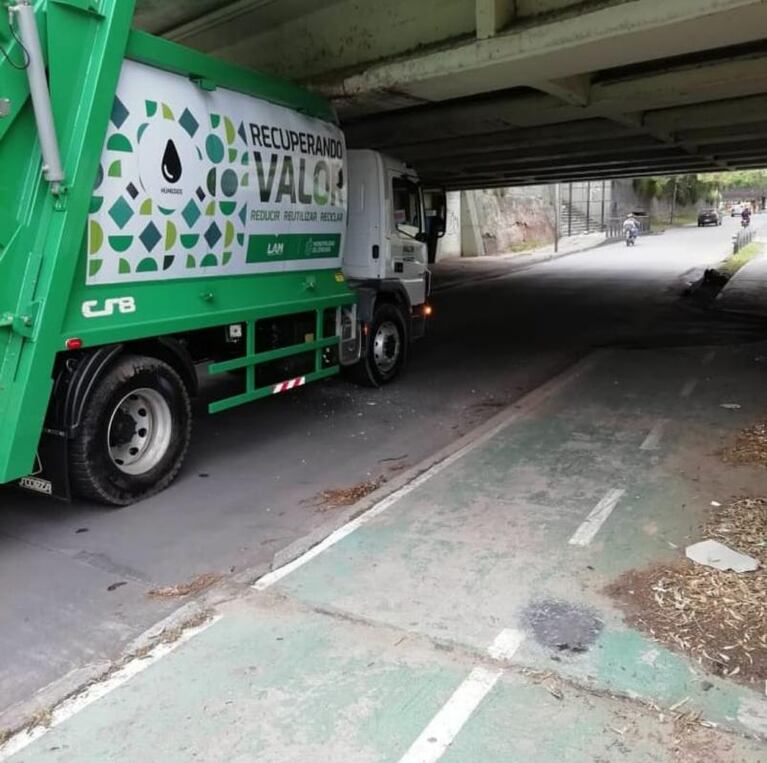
248, 351, 599, 586
0, 662, 112, 736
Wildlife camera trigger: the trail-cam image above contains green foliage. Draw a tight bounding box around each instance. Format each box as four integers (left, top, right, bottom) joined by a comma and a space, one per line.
633, 174, 723, 205
718, 242, 763, 277
704, 170, 767, 190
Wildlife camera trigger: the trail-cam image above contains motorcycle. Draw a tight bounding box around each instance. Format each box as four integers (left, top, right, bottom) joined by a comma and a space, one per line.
741, 215, 751, 228
625, 227, 638, 246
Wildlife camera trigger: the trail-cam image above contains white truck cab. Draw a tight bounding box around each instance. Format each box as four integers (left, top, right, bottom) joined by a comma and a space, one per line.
340, 150, 442, 387
345, 150, 430, 307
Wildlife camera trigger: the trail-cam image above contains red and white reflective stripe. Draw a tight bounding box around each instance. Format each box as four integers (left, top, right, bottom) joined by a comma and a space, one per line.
272, 376, 306, 394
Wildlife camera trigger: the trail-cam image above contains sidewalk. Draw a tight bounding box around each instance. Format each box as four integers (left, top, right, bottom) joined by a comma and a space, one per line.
717, 235, 767, 315
432, 231, 607, 293
4, 343, 767, 762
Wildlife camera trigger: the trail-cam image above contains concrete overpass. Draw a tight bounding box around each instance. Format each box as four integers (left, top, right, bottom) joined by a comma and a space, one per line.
135, 0, 767, 189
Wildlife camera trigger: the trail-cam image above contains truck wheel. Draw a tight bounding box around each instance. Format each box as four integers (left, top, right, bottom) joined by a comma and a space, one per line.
70, 355, 192, 506
350, 303, 407, 387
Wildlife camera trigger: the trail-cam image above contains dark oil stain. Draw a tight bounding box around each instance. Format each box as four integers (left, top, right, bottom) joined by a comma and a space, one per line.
523, 598, 604, 653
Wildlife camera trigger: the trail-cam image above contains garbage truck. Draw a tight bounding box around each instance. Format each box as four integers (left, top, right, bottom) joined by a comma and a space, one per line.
0, 1, 445, 505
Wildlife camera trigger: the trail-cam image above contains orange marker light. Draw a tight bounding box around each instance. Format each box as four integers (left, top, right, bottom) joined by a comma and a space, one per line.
423, 304, 433, 318
65, 338, 83, 350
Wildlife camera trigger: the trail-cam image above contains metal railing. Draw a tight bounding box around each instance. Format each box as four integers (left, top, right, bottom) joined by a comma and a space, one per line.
733, 224, 756, 254
605, 216, 651, 241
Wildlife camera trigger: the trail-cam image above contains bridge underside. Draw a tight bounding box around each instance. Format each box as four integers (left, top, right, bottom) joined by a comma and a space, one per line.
136, 0, 767, 189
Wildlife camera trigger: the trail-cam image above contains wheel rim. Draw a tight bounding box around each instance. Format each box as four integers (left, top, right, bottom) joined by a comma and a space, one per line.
373, 320, 401, 375
107, 388, 172, 475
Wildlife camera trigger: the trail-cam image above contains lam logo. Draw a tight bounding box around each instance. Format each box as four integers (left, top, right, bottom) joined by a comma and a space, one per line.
161, 139, 182, 184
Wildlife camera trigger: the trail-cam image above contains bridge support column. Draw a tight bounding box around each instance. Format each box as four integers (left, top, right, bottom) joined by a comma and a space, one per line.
476, 0, 516, 40
461, 191, 485, 257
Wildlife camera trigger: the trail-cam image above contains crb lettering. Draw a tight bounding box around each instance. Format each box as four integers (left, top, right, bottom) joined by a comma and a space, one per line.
81, 297, 136, 319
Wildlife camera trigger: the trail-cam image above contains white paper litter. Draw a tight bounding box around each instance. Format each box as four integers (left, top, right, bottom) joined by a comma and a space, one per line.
720, 403, 742, 410
686, 540, 760, 573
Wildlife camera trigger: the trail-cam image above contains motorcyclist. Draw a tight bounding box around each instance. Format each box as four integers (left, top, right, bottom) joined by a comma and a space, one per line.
623, 213, 639, 241
742, 206, 752, 226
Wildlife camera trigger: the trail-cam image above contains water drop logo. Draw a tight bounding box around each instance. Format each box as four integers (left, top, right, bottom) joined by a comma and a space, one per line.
161, 140, 182, 183
137, 118, 199, 210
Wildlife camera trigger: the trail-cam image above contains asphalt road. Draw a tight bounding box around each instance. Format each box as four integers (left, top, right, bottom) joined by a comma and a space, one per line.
1, 215, 764, 718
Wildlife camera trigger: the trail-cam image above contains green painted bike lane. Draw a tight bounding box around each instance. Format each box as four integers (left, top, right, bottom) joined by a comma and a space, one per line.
6, 345, 767, 761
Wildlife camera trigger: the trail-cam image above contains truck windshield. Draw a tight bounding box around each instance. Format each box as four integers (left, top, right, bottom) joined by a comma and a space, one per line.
392, 176, 422, 238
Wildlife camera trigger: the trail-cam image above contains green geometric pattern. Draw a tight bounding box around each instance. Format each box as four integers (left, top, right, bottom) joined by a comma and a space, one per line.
87, 60, 346, 285
87, 62, 249, 284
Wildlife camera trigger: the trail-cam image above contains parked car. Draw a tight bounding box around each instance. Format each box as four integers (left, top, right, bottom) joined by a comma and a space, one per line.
730, 204, 744, 217
698, 209, 722, 226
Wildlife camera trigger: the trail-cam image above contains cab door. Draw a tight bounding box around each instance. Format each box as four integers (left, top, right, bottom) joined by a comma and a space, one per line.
388, 174, 428, 306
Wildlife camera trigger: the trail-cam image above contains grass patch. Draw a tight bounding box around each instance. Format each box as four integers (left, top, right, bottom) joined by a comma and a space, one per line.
651, 214, 699, 233
503, 238, 548, 255
718, 242, 763, 278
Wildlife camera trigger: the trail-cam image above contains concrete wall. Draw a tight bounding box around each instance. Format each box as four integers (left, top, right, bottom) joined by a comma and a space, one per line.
439, 186, 557, 259
474, 187, 556, 255
612, 178, 706, 221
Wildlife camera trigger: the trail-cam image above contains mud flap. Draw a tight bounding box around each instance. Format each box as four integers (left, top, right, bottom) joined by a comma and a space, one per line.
17, 428, 71, 501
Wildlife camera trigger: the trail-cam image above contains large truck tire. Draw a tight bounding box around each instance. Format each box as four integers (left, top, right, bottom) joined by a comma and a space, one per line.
70, 355, 192, 506
349, 303, 407, 387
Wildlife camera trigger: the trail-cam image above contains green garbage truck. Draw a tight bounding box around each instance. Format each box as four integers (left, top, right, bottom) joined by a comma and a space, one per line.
0, 1, 443, 505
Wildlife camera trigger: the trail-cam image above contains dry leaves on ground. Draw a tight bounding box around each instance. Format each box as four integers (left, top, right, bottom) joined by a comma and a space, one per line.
723, 422, 767, 468
608, 497, 767, 687
147, 572, 221, 599
315, 477, 387, 509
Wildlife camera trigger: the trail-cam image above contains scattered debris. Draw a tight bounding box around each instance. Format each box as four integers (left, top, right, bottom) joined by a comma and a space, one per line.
75, 528, 89, 534
314, 476, 387, 509
720, 403, 741, 410
27, 708, 53, 730
608, 497, 767, 686
710, 501, 721, 507
545, 683, 564, 700
378, 454, 408, 464
669, 696, 691, 712
723, 421, 767, 468
147, 573, 221, 600
106, 581, 128, 592
685, 539, 759, 573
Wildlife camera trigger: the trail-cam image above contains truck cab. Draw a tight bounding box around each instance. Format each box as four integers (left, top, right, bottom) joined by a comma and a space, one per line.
341, 150, 434, 387
344, 150, 429, 308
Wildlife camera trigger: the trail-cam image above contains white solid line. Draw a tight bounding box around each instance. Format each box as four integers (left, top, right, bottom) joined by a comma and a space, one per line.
253, 359, 592, 592
702, 350, 716, 366
398, 629, 523, 763
639, 419, 667, 451
487, 629, 526, 661
679, 378, 698, 398
569, 488, 626, 547
0, 617, 221, 762
398, 666, 502, 763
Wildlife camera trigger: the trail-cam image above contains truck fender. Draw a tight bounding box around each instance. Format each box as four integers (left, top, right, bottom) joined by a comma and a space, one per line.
56, 338, 196, 436
354, 281, 413, 324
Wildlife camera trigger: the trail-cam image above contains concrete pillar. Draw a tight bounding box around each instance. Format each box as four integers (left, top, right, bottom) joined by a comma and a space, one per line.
476, 0, 516, 40
461, 191, 485, 257
436, 191, 462, 261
